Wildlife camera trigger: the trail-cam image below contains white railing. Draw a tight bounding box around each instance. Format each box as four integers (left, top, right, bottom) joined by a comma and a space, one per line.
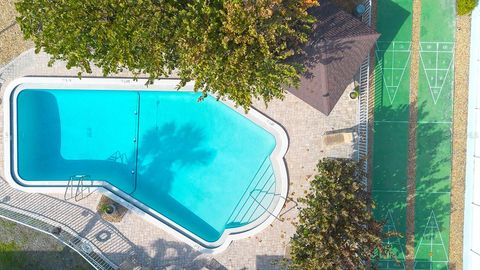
357, 0, 372, 177
0, 204, 118, 270
226, 157, 276, 226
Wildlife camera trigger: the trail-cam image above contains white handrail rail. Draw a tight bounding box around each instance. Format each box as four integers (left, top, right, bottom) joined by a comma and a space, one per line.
357, 0, 372, 181
0, 204, 118, 270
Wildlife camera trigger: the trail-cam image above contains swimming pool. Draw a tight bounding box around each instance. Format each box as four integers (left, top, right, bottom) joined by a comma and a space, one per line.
3, 77, 289, 252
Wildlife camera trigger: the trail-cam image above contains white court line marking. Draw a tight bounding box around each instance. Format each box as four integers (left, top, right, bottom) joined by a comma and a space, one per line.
372, 190, 450, 194
424, 68, 450, 71
371, 190, 407, 192
435, 43, 439, 88
377, 210, 406, 270
375, 41, 412, 104
419, 42, 454, 105
374, 120, 452, 124
387, 68, 410, 70
413, 210, 449, 270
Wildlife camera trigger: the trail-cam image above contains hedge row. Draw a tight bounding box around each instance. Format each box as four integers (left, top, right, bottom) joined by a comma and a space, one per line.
458, 0, 477, 15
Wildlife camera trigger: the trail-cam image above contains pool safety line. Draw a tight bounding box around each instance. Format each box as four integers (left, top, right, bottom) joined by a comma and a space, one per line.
130, 93, 141, 195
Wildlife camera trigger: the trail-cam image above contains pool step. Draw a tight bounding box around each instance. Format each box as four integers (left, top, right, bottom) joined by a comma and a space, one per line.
226, 158, 277, 227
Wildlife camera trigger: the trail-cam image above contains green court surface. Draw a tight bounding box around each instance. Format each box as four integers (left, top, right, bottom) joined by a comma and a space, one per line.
375, 41, 412, 120
417, 0, 455, 122
373, 1, 413, 268
372, 122, 409, 192
417, 41, 454, 122
415, 123, 452, 193
413, 193, 451, 270
414, 0, 455, 268
376, 0, 413, 43
372, 191, 407, 269
374, 0, 413, 121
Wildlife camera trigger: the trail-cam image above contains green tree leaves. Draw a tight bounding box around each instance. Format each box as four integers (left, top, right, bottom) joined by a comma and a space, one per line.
15, 0, 317, 109
457, 0, 477, 15
287, 159, 397, 270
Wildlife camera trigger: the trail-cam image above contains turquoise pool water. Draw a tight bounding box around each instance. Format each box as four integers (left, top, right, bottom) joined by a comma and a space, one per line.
15, 89, 277, 243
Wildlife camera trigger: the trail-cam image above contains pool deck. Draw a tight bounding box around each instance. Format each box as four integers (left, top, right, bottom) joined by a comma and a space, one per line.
0, 50, 358, 269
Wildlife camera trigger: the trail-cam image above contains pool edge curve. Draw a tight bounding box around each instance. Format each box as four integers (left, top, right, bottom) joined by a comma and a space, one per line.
2, 76, 290, 254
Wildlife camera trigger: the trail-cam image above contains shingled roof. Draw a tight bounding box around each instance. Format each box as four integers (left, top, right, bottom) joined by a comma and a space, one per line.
287, 0, 379, 115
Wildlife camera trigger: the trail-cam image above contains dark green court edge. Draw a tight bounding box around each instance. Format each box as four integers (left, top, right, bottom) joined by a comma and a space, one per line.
372, 0, 413, 268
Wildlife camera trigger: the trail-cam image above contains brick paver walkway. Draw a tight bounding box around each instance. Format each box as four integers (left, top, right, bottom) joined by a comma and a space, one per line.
0, 50, 358, 269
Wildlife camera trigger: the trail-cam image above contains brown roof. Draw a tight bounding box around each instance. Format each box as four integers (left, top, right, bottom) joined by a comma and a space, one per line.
287, 0, 379, 115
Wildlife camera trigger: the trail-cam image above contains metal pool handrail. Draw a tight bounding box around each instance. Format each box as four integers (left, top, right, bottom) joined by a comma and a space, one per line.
0, 204, 118, 270
225, 156, 275, 225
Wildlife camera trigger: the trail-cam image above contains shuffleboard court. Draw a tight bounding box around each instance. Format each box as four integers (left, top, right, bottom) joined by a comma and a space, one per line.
415, 0, 455, 268
374, 0, 413, 121
372, 191, 407, 269
414, 194, 451, 270
375, 41, 412, 119
417, 0, 455, 123
418, 41, 454, 122
373, 0, 413, 268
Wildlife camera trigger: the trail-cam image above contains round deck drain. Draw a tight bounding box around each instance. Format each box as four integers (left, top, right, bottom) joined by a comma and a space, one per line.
80, 242, 93, 254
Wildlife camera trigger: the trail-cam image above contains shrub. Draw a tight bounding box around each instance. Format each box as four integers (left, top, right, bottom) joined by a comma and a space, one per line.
457, 0, 477, 15
286, 159, 398, 270
15, 0, 318, 110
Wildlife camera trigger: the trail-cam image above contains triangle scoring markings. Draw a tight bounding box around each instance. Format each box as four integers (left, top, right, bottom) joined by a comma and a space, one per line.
375, 41, 411, 105
419, 42, 454, 105
377, 210, 406, 270
413, 210, 449, 270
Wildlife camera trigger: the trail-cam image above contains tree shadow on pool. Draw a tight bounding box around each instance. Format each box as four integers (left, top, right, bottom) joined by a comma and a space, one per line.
134, 122, 216, 194
18, 90, 222, 241
129, 123, 222, 242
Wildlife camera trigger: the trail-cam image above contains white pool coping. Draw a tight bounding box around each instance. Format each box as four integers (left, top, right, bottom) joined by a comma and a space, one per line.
463, 5, 480, 269
2, 76, 290, 254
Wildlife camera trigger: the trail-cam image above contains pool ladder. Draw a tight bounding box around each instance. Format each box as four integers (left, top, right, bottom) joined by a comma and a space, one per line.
64, 175, 93, 202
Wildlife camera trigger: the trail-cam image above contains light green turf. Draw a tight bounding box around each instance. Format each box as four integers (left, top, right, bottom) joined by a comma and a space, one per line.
419, 0, 456, 42
415, 123, 452, 193
372, 122, 409, 192
374, 0, 413, 121
417, 0, 455, 122
414, 0, 455, 267
372, 191, 407, 269
417, 42, 454, 122
413, 193, 451, 270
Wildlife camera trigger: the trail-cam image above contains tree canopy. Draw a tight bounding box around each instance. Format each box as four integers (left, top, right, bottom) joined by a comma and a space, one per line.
15, 0, 318, 109
287, 159, 398, 270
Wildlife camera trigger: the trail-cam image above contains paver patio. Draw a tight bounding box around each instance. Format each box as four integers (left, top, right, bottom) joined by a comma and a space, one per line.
0, 49, 359, 269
